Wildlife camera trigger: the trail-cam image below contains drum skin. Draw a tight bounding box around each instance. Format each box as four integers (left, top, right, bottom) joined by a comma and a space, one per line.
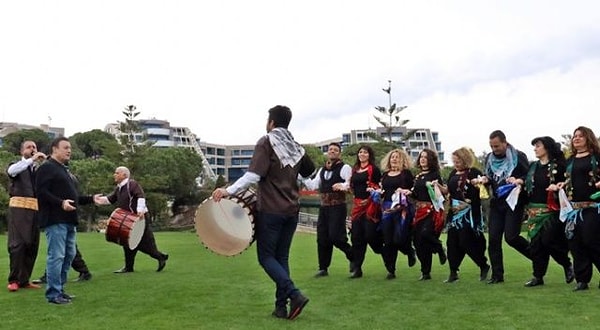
195, 194, 256, 256
106, 208, 146, 249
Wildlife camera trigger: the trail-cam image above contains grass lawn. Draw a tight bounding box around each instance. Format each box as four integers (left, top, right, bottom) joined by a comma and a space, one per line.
1, 230, 599, 329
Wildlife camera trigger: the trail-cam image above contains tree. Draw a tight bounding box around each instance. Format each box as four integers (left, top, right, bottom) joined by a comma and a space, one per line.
303, 144, 327, 168
70, 129, 123, 162
69, 158, 118, 231
119, 105, 142, 153
1, 129, 51, 155
372, 80, 415, 145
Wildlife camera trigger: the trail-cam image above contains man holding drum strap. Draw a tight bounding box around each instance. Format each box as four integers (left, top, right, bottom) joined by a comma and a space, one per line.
95, 166, 169, 273
212, 105, 315, 321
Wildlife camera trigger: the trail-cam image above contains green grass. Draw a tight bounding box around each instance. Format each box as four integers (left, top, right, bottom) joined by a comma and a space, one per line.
1, 230, 599, 329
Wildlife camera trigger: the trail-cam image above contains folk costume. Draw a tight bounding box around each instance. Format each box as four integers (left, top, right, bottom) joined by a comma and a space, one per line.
380, 169, 416, 278
524, 157, 573, 286
561, 153, 600, 288
349, 163, 382, 278
445, 167, 489, 282
411, 170, 446, 279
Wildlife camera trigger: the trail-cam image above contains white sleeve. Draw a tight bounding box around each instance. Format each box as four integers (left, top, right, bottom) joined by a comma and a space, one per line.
302, 168, 322, 191
7, 159, 34, 177
226, 171, 261, 196
137, 198, 147, 213
339, 164, 353, 190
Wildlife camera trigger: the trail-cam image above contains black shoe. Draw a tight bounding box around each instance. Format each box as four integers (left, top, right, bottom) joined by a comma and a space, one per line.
444, 272, 459, 283
479, 265, 490, 281
487, 277, 504, 284
564, 265, 575, 284
408, 251, 416, 268
349, 261, 356, 273
386, 272, 396, 280
62, 292, 76, 300
314, 269, 328, 278
438, 248, 447, 265
419, 273, 431, 281
288, 293, 309, 320
349, 269, 363, 279
113, 267, 133, 274
32, 276, 46, 285
74, 272, 92, 282
157, 254, 169, 272
573, 282, 589, 291
272, 306, 287, 319
49, 296, 71, 305
524, 278, 544, 287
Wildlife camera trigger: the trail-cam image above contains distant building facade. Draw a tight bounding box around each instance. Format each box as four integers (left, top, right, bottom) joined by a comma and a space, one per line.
0, 122, 65, 148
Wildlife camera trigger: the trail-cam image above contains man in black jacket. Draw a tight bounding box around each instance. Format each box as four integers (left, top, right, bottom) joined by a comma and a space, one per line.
36, 137, 94, 304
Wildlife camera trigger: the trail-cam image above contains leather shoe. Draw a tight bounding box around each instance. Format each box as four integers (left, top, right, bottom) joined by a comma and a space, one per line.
564, 265, 575, 284
349, 269, 363, 279
349, 261, 356, 273
524, 278, 544, 287
7, 282, 19, 292
62, 292, 76, 300
49, 296, 71, 305
419, 273, 431, 281
573, 282, 589, 291
288, 293, 309, 320
444, 272, 459, 283
32, 276, 46, 285
272, 306, 287, 319
314, 269, 328, 277
386, 272, 396, 280
480, 264, 490, 281
487, 277, 504, 284
74, 272, 92, 282
113, 267, 133, 274
157, 254, 169, 272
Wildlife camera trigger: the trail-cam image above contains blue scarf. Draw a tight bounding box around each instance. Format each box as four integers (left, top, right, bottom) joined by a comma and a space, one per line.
486, 144, 518, 184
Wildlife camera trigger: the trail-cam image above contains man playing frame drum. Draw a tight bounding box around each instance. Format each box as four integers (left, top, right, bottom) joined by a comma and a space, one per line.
212, 105, 315, 320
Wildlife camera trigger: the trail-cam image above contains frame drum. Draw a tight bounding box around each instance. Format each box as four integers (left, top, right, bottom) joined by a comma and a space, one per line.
195, 188, 256, 256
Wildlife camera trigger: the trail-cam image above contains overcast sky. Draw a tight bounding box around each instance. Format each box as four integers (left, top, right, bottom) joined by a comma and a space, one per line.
1, 1, 599, 162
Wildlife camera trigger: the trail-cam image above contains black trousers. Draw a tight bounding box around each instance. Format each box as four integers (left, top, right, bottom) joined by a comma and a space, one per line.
488, 200, 531, 280
380, 215, 414, 273
350, 215, 383, 271
7, 208, 39, 286
446, 226, 488, 273
413, 216, 444, 275
71, 247, 90, 274
316, 204, 353, 270
124, 224, 165, 270
568, 208, 600, 284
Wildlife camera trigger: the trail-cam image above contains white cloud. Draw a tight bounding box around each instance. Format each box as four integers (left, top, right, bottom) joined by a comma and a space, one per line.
1, 0, 599, 163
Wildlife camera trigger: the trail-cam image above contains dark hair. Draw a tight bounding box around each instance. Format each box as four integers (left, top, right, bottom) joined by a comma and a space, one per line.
328, 142, 342, 151
353, 144, 376, 169
417, 148, 441, 172
489, 130, 507, 142
268, 105, 292, 129
50, 136, 69, 150
531, 136, 565, 166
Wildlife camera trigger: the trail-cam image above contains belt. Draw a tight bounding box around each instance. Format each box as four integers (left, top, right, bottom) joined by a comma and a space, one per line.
9, 196, 39, 211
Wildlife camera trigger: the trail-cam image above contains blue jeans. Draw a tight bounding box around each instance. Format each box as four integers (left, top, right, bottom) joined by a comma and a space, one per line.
45, 223, 76, 301
255, 212, 300, 308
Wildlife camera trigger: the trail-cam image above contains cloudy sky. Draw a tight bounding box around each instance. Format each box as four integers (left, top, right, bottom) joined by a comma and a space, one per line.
1, 1, 599, 162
